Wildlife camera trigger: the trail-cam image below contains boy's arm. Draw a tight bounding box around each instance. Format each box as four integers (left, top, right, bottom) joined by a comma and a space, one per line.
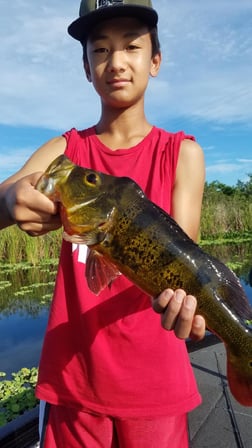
0, 136, 66, 232
171, 138, 205, 242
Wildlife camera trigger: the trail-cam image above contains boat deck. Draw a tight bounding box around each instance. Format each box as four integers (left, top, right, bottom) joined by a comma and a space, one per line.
188, 337, 252, 448
1, 336, 252, 447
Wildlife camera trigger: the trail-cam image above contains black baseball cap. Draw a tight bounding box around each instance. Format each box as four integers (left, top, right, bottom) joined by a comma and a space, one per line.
68, 0, 158, 42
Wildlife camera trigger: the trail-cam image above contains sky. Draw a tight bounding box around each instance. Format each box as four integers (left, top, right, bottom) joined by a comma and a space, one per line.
0, 0, 251, 185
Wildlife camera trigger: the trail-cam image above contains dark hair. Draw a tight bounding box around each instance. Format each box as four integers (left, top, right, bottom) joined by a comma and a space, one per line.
82, 25, 161, 64
149, 26, 161, 57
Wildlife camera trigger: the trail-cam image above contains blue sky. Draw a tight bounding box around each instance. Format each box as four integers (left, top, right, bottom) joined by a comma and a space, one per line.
0, 0, 251, 185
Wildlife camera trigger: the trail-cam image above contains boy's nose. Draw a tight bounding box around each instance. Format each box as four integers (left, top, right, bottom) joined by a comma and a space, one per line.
107, 50, 126, 72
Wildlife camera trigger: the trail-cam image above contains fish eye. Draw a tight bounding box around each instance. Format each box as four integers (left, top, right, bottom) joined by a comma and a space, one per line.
85, 172, 100, 187
249, 360, 252, 368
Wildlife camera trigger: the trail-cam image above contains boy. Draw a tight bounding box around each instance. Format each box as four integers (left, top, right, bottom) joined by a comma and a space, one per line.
0, 1, 206, 446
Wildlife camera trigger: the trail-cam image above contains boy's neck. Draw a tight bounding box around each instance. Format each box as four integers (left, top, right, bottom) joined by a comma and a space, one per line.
95, 103, 152, 150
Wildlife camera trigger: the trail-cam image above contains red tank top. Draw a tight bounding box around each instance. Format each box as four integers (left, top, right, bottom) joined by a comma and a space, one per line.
36, 126, 201, 417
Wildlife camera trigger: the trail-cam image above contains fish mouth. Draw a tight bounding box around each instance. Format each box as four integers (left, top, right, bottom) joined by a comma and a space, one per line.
36, 175, 55, 197
36, 155, 74, 198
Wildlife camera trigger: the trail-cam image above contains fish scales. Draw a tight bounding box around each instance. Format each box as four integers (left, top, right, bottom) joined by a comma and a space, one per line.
36, 155, 252, 406
98, 197, 250, 334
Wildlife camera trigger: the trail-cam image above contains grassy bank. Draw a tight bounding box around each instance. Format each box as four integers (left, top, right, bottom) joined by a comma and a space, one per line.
0, 226, 61, 264
200, 177, 252, 240
200, 197, 252, 240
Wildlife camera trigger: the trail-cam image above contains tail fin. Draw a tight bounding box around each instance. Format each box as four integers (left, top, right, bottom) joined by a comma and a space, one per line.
226, 354, 252, 406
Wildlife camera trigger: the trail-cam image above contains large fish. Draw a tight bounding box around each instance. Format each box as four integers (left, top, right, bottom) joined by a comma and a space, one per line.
36, 154, 252, 406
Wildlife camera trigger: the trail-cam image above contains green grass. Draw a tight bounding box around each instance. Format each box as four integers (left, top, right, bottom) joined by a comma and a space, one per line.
0, 226, 61, 264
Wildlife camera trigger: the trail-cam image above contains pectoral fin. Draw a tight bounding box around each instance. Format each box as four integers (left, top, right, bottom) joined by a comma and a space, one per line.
86, 250, 121, 295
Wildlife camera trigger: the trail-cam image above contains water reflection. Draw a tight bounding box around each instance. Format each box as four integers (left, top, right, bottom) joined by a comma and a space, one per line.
0, 242, 252, 376
0, 310, 48, 376
0, 262, 57, 376
0, 262, 57, 317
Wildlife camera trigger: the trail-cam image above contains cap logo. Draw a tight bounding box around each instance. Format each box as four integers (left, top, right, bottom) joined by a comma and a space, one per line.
96, 0, 124, 9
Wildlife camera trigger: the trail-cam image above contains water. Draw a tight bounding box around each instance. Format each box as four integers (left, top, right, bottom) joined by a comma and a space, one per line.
0, 310, 48, 376
0, 262, 56, 377
0, 242, 252, 377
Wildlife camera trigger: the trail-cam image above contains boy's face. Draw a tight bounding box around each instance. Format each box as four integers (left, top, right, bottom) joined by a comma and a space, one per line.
84, 17, 161, 108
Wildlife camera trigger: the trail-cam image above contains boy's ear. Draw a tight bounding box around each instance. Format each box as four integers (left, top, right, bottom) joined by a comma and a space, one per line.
150, 52, 161, 78
84, 61, 92, 82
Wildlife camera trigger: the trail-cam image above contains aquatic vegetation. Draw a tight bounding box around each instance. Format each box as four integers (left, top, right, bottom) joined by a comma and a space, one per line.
0, 367, 38, 427
0, 262, 57, 317
13, 282, 55, 298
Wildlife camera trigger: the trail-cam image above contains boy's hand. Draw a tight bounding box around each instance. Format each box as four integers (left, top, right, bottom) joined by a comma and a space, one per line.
152, 288, 206, 341
6, 173, 61, 236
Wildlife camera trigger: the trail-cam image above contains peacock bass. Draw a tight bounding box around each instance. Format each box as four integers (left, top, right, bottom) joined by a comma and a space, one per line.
36, 154, 252, 406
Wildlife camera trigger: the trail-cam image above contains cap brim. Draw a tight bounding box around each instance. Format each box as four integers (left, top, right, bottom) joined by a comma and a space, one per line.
68, 5, 158, 42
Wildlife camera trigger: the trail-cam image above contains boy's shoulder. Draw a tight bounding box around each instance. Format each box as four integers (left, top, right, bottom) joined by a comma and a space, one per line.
152, 126, 196, 144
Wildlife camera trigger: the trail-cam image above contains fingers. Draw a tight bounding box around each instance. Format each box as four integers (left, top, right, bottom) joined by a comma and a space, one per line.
189, 315, 206, 341
6, 173, 61, 235
152, 288, 206, 340
18, 215, 62, 236
152, 288, 175, 313
160, 289, 197, 339
13, 174, 58, 216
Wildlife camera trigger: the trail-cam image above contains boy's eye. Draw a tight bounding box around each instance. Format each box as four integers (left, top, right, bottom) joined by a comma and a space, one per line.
94, 48, 108, 54
126, 45, 139, 51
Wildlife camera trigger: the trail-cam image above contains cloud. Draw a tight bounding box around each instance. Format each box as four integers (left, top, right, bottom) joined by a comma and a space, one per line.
206, 157, 252, 181
0, 0, 251, 131
156, 0, 252, 124
238, 159, 252, 164
207, 163, 242, 174
206, 160, 252, 185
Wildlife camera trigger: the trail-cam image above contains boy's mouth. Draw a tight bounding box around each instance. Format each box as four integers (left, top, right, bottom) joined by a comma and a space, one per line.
107, 78, 131, 86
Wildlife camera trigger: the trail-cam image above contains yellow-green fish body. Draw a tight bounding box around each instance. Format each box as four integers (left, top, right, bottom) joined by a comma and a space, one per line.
36, 155, 252, 406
